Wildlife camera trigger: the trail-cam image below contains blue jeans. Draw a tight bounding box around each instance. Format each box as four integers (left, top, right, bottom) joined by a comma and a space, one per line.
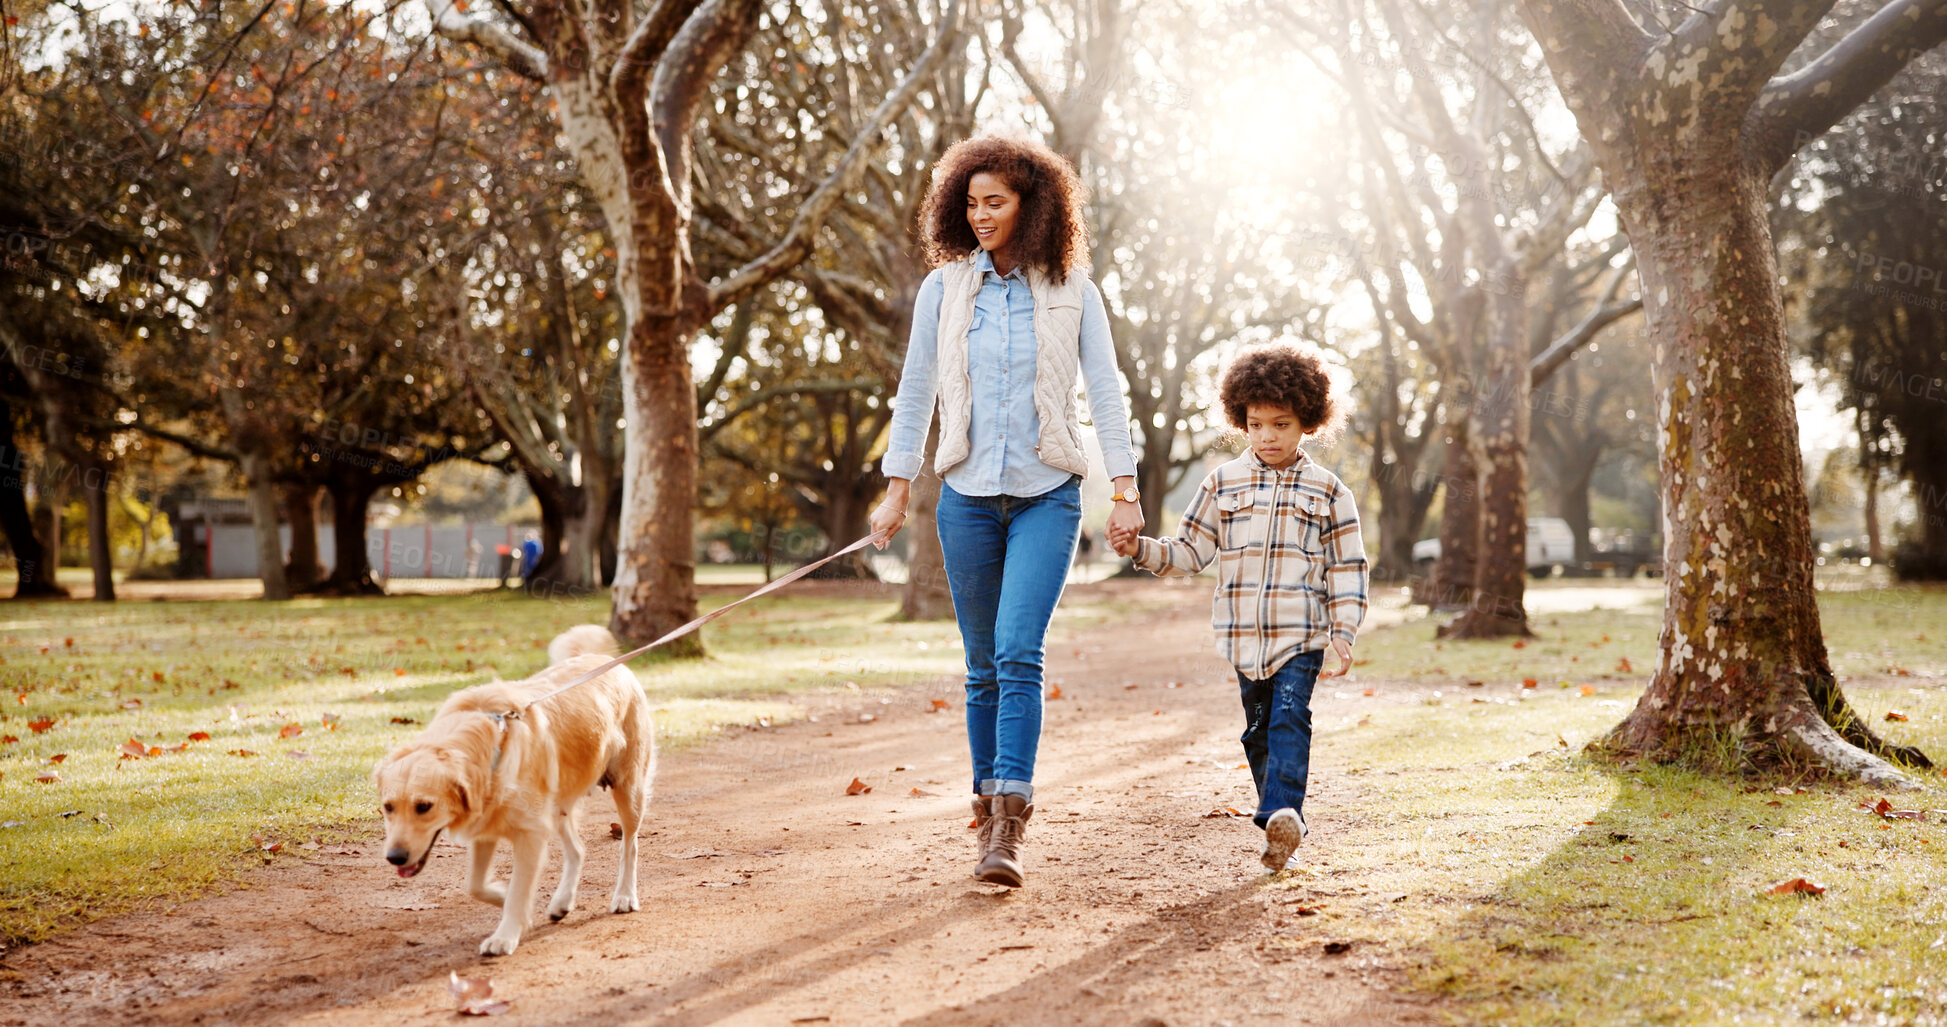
936, 476, 1082, 801
1236, 651, 1323, 830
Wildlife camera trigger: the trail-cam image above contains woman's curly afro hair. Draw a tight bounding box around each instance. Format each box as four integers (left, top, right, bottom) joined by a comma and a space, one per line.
919, 135, 1090, 283
1219, 343, 1347, 440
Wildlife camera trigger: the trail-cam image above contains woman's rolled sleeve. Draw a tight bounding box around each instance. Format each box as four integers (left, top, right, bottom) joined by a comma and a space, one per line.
1078, 279, 1138, 480
881, 270, 945, 481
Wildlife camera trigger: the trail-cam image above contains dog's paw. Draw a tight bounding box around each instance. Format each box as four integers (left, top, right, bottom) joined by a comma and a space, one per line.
469, 884, 508, 907
547, 903, 574, 923
478, 933, 520, 957
610, 892, 639, 914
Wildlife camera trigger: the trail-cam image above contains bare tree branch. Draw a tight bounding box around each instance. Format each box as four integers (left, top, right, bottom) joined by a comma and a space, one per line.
1747, 0, 1947, 174
422, 0, 549, 81
1530, 256, 1642, 386
706, 0, 965, 312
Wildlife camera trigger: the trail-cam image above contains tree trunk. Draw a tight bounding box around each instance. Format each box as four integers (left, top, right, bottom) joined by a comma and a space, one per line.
1600, 163, 1922, 781
1446, 277, 1535, 639
312, 477, 385, 596
81, 460, 115, 602
0, 405, 65, 598
32, 472, 66, 574
1559, 458, 1596, 570
900, 423, 953, 619
1368, 441, 1435, 584
808, 471, 881, 580
1420, 419, 1478, 610
600, 484, 620, 587
282, 482, 324, 590
239, 447, 290, 601
611, 312, 702, 653
523, 475, 570, 593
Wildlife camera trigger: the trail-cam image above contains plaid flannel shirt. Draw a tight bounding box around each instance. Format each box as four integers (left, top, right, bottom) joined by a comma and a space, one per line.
1133, 449, 1369, 680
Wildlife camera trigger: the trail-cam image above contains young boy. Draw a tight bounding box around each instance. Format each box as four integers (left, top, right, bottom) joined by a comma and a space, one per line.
1109, 343, 1368, 872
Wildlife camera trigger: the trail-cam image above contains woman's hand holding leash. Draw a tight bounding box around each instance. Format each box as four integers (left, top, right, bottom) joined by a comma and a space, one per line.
870, 478, 912, 550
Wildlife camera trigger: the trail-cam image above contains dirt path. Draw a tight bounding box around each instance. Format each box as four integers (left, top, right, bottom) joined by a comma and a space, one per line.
0, 581, 1438, 1026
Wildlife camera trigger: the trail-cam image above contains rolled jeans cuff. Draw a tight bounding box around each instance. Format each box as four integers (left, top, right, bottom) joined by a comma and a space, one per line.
979, 778, 1034, 802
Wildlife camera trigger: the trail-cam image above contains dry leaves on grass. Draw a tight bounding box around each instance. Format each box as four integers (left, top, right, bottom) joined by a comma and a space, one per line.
279, 723, 303, 739
449, 972, 510, 1016
845, 778, 872, 796
28, 717, 55, 734
35, 769, 61, 784
1857, 797, 1927, 820
1202, 806, 1250, 819
1884, 710, 1909, 722
1766, 877, 1826, 897
928, 699, 950, 712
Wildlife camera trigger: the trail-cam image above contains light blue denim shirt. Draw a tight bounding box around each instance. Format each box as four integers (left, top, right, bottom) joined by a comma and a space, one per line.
882, 249, 1139, 497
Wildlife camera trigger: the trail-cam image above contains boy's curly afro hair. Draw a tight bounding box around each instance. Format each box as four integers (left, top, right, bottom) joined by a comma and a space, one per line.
919, 135, 1090, 284
1219, 343, 1346, 439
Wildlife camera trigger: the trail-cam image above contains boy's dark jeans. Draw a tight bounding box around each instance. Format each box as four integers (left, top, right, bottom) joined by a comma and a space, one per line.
1235, 650, 1323, 830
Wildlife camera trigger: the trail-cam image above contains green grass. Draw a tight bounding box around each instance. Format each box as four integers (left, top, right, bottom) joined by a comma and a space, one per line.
1285, 581, 1947, 1025
0, 585, 1150, 945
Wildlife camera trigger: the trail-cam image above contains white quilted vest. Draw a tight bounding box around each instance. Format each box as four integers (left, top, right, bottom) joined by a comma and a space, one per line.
932, 253, 1091, 479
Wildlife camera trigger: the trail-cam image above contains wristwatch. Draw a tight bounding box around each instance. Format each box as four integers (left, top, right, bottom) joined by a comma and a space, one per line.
1112, 485, 1141, 503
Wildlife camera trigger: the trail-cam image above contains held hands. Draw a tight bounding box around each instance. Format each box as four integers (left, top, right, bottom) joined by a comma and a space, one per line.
1106, 500, 1144, 557
1320, 637, 1354, 678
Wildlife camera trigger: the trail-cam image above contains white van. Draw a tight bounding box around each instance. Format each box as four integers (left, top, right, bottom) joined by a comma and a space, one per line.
1413, 517, 1579, 578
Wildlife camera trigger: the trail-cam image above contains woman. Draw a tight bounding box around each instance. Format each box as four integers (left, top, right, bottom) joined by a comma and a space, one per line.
869, 136, 1144, 888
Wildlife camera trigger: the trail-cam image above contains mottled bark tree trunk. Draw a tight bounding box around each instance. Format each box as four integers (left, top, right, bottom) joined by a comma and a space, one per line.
1559, 460, 1595, 569
611, 311, 703, 653
1514, 0, 1947, 783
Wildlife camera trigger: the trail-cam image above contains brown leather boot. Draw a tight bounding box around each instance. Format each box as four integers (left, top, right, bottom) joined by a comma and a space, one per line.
974, 794, 1033, 887
972, 796, 997, 856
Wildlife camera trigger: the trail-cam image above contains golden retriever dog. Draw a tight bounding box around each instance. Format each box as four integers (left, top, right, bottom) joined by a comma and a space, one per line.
373, 624, 654, 955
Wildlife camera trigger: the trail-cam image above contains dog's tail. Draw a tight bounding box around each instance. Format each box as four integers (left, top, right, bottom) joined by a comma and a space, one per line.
547, 624, 620, 665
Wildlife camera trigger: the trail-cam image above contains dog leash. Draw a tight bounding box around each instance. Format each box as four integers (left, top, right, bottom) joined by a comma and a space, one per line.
505, 528, 893, 721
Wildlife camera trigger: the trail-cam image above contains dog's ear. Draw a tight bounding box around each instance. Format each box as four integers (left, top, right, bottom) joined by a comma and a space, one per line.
453, 780, 471, 814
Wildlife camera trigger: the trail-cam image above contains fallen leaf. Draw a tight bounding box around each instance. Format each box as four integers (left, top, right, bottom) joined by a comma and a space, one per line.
322, 712, 342, 730
1579, 685, 1597, 696
929, 699, 950, 712
1765, 877, 1825, 897
151, 671, 165, 683
35, 770, 60, 784
449, 971, 509, 1016
118, 738, 149, 759
1857, 797, 1926, 820
1047, 684, 1063, 700
279, 723, 303, 739
857, 713, 876, 724
1235, 763, 1249, 770
188, 731, 211, 741
1616, 657, 1634, 673
47, 753, 66, 764
389, 717, 419, 725
1, 735, 17, 744
1885, 711, 1909, 722
1511, 640, 1526, 649
231, 749, 257, 757
909, 787, 940, 797
1521, 678, 1538, 689
1362, 687, 1375, 697
118, 698, 143, 710
1201, 807, 1249, 819
1464, 680, 1484, 688
1323, 940, 1352, 954
609, 823, 623, 839
845, 777, 872, 796
28, 717, 55, 734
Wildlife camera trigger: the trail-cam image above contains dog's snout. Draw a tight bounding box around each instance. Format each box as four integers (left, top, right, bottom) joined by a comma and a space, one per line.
386, 847, 410, 866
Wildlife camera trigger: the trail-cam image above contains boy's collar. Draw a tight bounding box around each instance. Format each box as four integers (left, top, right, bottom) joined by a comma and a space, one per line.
1247, 447, 1310, 474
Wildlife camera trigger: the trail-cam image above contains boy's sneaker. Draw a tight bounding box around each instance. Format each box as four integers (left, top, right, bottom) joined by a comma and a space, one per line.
1260, 808, 1308, 871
